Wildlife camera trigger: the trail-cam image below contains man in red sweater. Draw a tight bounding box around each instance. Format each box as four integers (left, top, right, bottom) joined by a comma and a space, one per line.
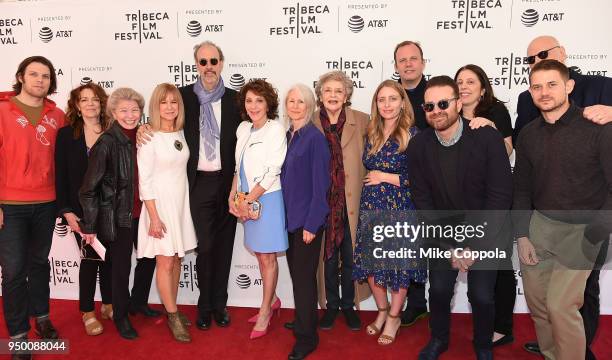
0, 56, 65, 358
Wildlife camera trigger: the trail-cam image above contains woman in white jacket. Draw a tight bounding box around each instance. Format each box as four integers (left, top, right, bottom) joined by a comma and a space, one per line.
229, 79, 288, 340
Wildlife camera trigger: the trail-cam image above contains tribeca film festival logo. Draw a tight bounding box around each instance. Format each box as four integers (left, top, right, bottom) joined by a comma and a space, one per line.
0, 17, 24, 45
114, 10, 170, 42
179, 260, 198, 291
36, 15, 73, 43
167, 60, 198, 88
520, 8, 564, 27
50, 257, 78, 285
76, 65, 115, 89
269, 3, 330, 38
436, 0, 503, 32
490, 52, 530, 90
314, 57, 374, 89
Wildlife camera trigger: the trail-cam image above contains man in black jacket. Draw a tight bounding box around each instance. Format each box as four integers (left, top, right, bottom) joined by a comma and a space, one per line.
179, 41, 241, 330
408, 76, 513, 360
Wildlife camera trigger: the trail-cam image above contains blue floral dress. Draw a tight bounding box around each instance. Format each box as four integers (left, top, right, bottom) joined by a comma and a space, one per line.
352, 128, 426, 291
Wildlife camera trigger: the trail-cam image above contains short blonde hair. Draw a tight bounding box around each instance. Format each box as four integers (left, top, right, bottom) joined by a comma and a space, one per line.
314, 70, 354, 107
106, 87, 145, 123
147, 83, 185, 131
283, 83, 316, 127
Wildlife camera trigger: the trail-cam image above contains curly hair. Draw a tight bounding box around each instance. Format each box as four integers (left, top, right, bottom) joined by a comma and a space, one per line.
65, 83, 109, 139
237, 79, 279, 122
314, 70, 353, 107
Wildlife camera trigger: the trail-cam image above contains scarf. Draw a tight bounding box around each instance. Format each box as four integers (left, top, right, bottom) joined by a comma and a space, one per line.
320, 107, 347, 260
193, 76, 225, 160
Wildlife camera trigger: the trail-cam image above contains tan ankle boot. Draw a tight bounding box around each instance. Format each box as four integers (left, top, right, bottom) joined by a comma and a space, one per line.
167, 312, 191, 343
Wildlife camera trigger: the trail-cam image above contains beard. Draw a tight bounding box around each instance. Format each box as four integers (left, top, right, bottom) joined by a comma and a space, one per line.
535, 96, 567, 113
427, 111, 459, 131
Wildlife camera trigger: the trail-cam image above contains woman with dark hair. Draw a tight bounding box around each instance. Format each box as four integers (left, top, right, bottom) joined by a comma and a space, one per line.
55, 83, 111, 336
454, 64, 513, 155
230, 79, 287, 339
455, 64, 516, 347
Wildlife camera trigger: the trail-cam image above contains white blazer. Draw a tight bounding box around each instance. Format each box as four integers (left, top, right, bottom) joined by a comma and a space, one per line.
234, 119, 287, 194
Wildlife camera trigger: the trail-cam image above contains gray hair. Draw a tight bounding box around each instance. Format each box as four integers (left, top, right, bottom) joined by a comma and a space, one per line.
283, 83, 316, 128
193, 40, 225, 61
106, 87, 145, 121
314, 70, 353, 107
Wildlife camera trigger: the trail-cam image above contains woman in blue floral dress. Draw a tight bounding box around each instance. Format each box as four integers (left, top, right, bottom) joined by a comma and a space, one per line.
353, 80, 426, 346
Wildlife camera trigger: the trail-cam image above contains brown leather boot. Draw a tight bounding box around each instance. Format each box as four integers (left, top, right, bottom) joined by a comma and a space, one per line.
167, 312, 191, 343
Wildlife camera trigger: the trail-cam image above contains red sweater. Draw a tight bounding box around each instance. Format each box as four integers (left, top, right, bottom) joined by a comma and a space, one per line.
0, 91, 66, 201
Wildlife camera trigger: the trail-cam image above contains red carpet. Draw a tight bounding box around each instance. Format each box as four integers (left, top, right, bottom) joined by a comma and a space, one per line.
1, 298, 611, 359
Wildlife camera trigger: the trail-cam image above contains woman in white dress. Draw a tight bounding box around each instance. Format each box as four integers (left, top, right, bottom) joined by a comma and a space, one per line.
137, 83, 197, 342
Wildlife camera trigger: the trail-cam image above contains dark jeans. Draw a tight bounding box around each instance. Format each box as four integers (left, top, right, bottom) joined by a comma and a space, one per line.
0, 202, 56, 336
323, 219, 355, 310
75, 232, 112, 312
110, 218, 156, 320
287, 228, 323, 353
493, 255, 517, 335
191, 172, 237, 315
428, 257, 497, 350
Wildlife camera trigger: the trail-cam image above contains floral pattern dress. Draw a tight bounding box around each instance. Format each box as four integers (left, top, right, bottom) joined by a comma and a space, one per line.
352, 128, 426, 291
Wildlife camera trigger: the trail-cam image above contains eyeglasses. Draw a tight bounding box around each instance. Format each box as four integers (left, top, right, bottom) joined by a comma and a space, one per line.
422, 98, 458, 112
198, 58, 219, 66
525, 46, 560, 65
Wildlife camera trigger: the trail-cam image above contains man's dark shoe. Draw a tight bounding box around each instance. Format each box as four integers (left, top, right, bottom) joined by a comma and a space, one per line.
523, 341, 541, 355
418, 338, 449, 360
114, 317, 138, 340
401, 306, 429, 327
196, 312, 212, 330
284, 321, 295, 330
319, 308, 339, 330
342, 308, 361, 331
288, 347, 315, 360
213, 308, 231, 327
11, 352, 32, 360
129, 305, 162, 317
34, 318, 59, 339
475, 349, 493, 360
492, 334, 514, 347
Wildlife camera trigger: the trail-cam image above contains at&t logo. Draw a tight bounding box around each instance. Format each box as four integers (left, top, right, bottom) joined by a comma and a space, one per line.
520, 8, 564, 27
347, 15, 388, 33
186, 20, 223, 37
436, 0, 502, 32
229, 74, 246, 90
80, 77, 115, 89
236, 274, 251, 289
38, 26, 73, 43
269, 3, 330, 37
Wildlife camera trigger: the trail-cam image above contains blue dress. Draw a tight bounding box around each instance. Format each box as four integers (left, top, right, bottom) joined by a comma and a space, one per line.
352, 129, 426, 291
239, 158, 288, 254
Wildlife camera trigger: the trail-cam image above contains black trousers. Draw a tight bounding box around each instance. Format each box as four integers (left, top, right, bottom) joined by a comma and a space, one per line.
110, 218, 156, 320
493, 254, 516, 336
428, 257, 497, 350
287, 228, 323, 353
76, 231, 112, 312
405, 280, 427, 310
191, 172, 237, 315
323, 218, 355, 310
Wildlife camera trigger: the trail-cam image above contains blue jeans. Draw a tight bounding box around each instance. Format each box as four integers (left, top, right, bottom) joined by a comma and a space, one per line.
0, 202, 56, 336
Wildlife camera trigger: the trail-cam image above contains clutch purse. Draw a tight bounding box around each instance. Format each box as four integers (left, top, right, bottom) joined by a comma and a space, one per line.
233, 192, 262, 220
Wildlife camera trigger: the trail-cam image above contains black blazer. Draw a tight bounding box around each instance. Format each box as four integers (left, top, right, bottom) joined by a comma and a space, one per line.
407, 119, 513, 252
55, 125, 89, 219
180, 84, 241, 196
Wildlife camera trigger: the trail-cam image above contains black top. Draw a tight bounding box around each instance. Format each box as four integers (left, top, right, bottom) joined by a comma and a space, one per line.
437, 140, 463, 210
512, 104, 612, 238
478, 101, 513, 139
55, 125, 89, 218
401, 76, 428, 130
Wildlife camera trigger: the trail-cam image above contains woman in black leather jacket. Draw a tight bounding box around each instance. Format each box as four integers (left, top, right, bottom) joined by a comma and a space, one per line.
79, 87, 158, 340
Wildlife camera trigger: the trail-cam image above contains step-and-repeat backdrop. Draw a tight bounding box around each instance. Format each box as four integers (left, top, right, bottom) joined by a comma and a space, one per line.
0, 0, 611, 313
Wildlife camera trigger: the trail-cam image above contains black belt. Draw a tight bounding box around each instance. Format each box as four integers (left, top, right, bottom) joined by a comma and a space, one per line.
197, 170, 222, 177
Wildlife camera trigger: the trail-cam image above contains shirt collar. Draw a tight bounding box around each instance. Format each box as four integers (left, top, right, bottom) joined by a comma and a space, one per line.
538, 102, 580, 127
435, 117, 464, 147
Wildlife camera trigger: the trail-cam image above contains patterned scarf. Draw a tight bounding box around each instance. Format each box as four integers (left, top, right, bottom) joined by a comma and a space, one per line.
193, 76, 225, 160
320, 107, 347, 260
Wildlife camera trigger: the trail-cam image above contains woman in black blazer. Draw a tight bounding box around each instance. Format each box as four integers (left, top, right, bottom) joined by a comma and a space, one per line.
55, 83, 111, 336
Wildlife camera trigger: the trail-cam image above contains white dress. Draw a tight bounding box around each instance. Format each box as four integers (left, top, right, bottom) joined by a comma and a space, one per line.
137, 130, 197, 258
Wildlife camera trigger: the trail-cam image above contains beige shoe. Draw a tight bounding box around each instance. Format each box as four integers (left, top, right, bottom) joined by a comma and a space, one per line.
168, 312, 191, 343
82, 311, 103, 336
100, 304, 113, 320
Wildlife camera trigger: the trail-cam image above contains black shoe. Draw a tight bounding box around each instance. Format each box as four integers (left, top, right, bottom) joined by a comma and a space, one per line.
11, 352, 32, 360
492, 334, 514, 347
284, 321, 295, 330
288, 348, 315, 360
523, 341, 541, 355
129, 305, 162, 317
342, 308, 361, 331
114, 317, 138, 340
418, 338, 449, 360
34, 317, 59, 339
213, 308, 231, 327
196, 312, 212, 330
401, 306, 429, 327
475, 348, 493, 360
319, 308, 339, 330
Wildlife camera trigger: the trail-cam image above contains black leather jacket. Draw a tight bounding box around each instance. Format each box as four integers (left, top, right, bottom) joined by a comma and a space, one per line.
79, 121, 135, 243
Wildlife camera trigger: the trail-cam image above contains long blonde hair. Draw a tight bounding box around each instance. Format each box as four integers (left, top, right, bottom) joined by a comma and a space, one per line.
367, 80, 415, 155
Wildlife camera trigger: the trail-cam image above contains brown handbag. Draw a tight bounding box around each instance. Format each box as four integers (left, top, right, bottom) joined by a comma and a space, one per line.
233, 192, 262, 220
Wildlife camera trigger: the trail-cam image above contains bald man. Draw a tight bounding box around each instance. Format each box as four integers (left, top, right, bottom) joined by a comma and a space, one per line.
511, 35, 612, 360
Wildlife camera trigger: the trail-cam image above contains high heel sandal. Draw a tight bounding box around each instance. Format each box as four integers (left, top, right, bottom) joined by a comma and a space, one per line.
82, 311, 103, 336
377, 312, 401, 345
248, 297, 281, 323
250, 313, 273, 340
100, 304, 113, 320
366, 305, 389, 336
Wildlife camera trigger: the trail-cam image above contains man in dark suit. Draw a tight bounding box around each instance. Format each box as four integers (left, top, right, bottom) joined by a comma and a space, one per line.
179, 41, 241, 330
511, 35, 612, 358
408, 76, 513, 360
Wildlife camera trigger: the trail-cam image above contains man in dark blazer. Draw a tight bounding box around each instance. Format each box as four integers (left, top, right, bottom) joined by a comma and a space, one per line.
408, 76, 513, 360
179, 41, 241, 330
511, 35, 612, 358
